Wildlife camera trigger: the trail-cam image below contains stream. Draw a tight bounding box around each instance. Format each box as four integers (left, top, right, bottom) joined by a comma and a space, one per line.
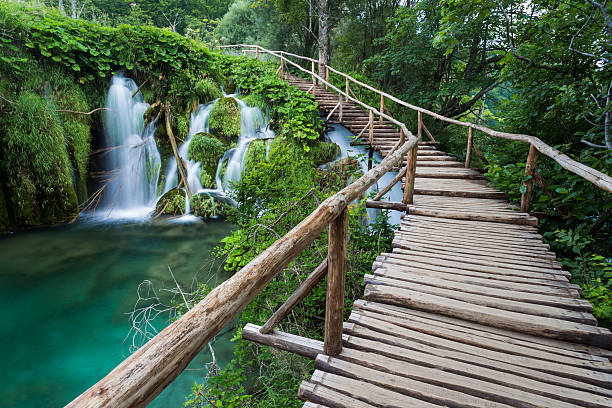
0, 220, 234, 407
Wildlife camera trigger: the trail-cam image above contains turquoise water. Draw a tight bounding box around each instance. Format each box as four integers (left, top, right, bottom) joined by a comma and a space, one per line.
0, 219, 235, 407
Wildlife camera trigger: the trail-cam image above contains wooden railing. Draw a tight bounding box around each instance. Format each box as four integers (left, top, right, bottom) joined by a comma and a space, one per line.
65, 55, 417, 404
221, 44, 612, 213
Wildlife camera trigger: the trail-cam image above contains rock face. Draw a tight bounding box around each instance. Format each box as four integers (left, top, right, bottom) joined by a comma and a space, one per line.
209, 97, 241, 141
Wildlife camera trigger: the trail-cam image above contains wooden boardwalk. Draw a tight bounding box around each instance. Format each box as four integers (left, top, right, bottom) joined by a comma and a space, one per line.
279, 74, 612, 407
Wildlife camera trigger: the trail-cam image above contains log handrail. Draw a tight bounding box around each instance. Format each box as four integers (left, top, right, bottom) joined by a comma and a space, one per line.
66, 112, 416, 407
221, 44, 612, 195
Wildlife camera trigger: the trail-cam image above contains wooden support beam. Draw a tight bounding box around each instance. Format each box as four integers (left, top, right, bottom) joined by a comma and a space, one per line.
368, 110, 374, 145
260, 259, 328, 334
311, 61, 316, 96
407, 206, 539, 226
324, 208, 349, 356
366, 200, 407, 211
417, 111, 422, 142
472, 139, 488, 165
465, 126, 474, 168
280, 52, 284, 77
402, 145, 417, 205
422, 122, 436, 142
521, 144, 539, 213
243, 324, 323, 358
345, 77, 349, 102
379, 95, 385, 124
255, 47, 259, 59
372, 166, 407, 201
338, 94, 343, 122
325, 65, 329, 90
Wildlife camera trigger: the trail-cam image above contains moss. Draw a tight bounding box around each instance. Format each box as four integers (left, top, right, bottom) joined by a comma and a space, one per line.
0, 92, 78, 226
190, 193, 229, 218
224, 77, 236, 94
244, 139, 267, 177
310, 141, 339, 166
193, 78, 222, 104
199, 170, 216, 189
209, 97, 241, 141
188, 132, 228, 184
154, 187, 185, 215
240, 92, 268, 112
173, 112, 190, 142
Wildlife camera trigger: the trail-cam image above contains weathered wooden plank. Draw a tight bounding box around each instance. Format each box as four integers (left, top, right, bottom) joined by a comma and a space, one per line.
242, 324, 323, 358
316, 356, 513, 408
367, 272, 588, 310
345, 318, 612, 388
318, 351, 580, 408
309, 370, 442, 408
373, 266, 580, 298
355, 300, 612, 362
364, 284, 611, 346
298, 381, 375, 408
407, 206, 539, 226
364, 275, 594, 323
341, 329, 612, 404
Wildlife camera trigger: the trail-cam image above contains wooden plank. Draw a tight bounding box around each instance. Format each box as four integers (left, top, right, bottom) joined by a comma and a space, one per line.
242, 324, 323, 358
376, 253, 570, 282
343, 322, 612, 396
318, 351, 580, 408
309, 370, 442, 408
315, 357, 513, 408
407, 206, 538, 226
373, 266, 580, 298
355, 300, 612, 362
298, 381, 375, 408
364, 275, 594, 323
404, 214, 540, 232
364, 284, 612, 346
367, 272, 588, 311
396, 225, 544, 243
390, 247, 567, 275
302, 402, 330, 408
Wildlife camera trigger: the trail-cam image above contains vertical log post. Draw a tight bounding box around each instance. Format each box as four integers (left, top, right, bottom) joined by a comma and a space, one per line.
324, 207, 349, 356
280, 52, 284, 77
345, 77, 349, 102
399, 128, 405, 145
242, 49, 247, 57
338, 94, 343, 122
417, 111, 423, 142
520, 145, 539, 213
369, 110, 374, 145
402, 144, 417, 205
465, 126, 474, 168
311, 61, 316, 96
379, 95, 385, 124
325, 66, 329, 90
255, 47, 259, 59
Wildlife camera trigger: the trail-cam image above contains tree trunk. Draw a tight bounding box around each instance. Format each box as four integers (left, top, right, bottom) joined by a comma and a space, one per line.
605, 81, 612, 148
317, 0, 330, 80
71, 0, 76, 18
58, 0, 65, 15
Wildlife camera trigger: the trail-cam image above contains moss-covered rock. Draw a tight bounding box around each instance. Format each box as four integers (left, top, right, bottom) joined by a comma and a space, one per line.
310, 141, 339, 166
209, 97, 241, 141
154, 187, 185, 216
244, 139, 267, 176
240, 93, 268, 113
190, 193, 229, 218
188, 132, 228, 186
0, 92, 79, 227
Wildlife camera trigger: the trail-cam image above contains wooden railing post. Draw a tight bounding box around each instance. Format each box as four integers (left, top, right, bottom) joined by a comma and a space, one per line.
338, 94, 343, 122
345, 77, 349, 102
280, 52, 284, 77
520, 145, 539, 213
379, 95, 385, 124
324, 207, 349, 356
417, 111, 422, 142
325, 65, 329, 90
369, 110, 374, 145
255, 47, 259, 59
311, 61, 316, 96
465, 126, 474, 168
242, 49, 247, 57
402, 144, 417, 205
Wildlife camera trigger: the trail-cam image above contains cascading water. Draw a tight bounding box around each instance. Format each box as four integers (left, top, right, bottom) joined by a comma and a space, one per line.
221, 99, 275, 189
326, 124, 403, 225
97, 75, 161, 219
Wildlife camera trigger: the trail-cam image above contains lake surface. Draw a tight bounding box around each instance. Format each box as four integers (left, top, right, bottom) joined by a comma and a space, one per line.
0, 219, 235, 407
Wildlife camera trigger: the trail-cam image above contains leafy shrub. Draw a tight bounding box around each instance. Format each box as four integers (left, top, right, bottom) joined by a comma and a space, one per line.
154, 188, 185, 215
209, 97, 241, 140
190, 193, 228, 218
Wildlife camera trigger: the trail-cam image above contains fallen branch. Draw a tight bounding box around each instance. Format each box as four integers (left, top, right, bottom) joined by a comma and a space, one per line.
56, 107, 108, 115
164, 103, 192, 199
132, 79, 149, 98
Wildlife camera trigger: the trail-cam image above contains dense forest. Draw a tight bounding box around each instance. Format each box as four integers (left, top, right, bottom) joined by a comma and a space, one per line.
0, 0, 611, 406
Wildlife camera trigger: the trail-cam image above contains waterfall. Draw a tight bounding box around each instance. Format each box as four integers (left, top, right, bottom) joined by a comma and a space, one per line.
97, 75, 161, 219
221, 98, 275, 189
162, 102, 216, 196
326, 124, 402, 225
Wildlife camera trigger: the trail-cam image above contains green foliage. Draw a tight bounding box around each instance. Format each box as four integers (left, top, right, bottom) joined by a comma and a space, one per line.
190, 193, 229, 218
184, 362, 251, 408
243, 139, 267, 175
0, 91, 78, 226
240, 92, 268, 113
209, 97, 241, 140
